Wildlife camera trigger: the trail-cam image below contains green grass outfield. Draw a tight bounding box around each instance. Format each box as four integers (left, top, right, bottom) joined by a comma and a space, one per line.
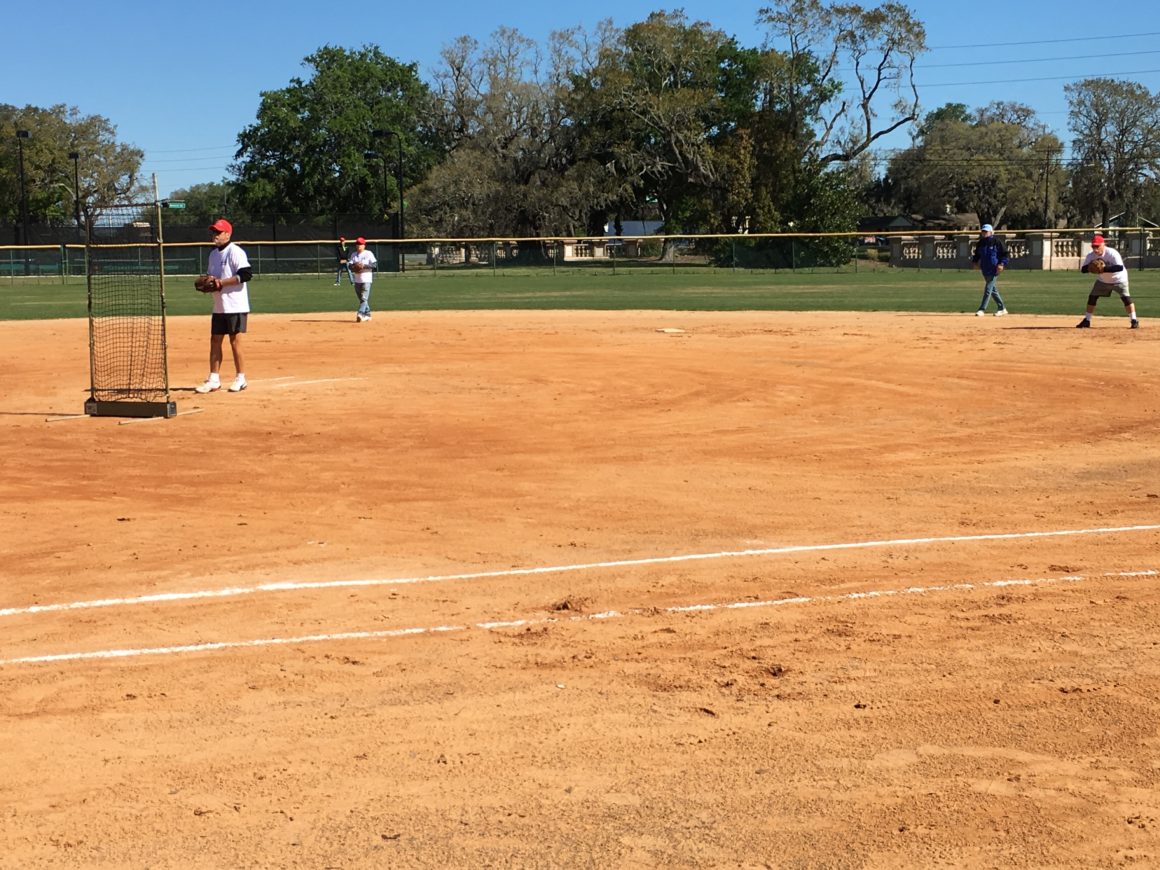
1, 266, 1156, 321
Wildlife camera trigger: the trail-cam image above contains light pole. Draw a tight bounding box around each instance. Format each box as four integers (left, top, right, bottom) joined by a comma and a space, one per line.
16, 130, 30, 261
68, 150, 81, 230
372, 129, 405, 272
1041, 153, 1052, 230
363, 148, 390, 220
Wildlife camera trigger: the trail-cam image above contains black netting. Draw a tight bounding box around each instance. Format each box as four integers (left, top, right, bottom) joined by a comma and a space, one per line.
86, 205, 170, 404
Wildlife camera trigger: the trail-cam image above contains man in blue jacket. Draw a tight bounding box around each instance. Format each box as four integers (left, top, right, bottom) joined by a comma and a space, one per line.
334, 236, 352, 286
971, 223, 1009, 316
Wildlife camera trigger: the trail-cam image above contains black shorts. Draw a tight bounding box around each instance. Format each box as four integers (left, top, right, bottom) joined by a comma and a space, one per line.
211, 312, 248, 335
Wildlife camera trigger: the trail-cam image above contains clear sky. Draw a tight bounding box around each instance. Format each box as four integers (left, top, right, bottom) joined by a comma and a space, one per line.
6, 0, 1159, 198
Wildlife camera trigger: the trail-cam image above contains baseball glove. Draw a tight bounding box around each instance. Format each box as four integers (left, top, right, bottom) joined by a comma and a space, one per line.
1088, 258, 1106, 275
194, 275, 220, 293
350, 262, 366, 274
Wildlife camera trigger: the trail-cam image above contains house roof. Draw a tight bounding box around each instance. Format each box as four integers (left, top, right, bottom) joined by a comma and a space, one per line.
605, 220, 663, 237
1105, 212, 1157, 228
918, 212, 979, 230
857, 215, 918, 232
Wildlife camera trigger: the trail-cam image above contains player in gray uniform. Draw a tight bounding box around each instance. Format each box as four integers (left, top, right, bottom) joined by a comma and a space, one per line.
1075, 233, 1138, 329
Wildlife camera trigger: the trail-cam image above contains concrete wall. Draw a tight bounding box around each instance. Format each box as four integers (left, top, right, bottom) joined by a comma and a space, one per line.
890, 232, 1160, 271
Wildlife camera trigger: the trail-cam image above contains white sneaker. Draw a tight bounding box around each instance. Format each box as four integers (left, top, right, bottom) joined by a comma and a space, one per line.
228, 378, 247, 393
195, 379, 220, 394
975, 310, 985, 317
995, 309, 1008, 317
356, 313, 366, 322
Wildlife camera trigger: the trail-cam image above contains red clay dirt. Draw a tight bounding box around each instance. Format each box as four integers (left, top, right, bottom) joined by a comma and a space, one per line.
1, 309, 1159, 868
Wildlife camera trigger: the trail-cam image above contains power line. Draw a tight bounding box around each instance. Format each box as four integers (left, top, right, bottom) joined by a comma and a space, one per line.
863, 158, 1090, 168
919, 68, 1160, 88
929, 32, 1160, 50
916, 49, 1160, 70
145, 144, 237, 154
144, 154, 234, 165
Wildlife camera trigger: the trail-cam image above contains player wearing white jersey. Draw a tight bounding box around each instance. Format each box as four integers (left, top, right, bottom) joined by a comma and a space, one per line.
1075, 233, 1138, 329
348, 237, 378, 322
196, 219, 253, 392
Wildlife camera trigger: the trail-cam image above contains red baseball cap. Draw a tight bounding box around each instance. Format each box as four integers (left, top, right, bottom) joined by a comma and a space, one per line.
210, 219, 232, 234
1092, 234, 1105, 245
356, 237, 366, 244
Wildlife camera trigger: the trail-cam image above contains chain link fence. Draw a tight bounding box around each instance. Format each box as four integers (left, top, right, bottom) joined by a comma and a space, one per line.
2, 230, 1157, 284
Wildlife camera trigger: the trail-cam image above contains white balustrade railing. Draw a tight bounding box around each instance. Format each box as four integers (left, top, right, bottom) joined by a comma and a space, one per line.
889, 232, 1158, 270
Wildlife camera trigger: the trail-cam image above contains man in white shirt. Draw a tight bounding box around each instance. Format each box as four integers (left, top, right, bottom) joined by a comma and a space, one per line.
195, 219, 253, 392
1076, 233, 1138, 329
348, 236, 378, 322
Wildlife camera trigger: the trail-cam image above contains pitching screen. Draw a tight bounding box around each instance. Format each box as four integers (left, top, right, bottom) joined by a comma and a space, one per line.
85, 204, 173, 414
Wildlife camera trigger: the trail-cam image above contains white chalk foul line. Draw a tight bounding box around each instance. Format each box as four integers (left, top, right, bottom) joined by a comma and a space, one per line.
272, 377, 367, 389
2, 523, 1157, 621
118, 407, 205, 426
1, 569, 1155, 667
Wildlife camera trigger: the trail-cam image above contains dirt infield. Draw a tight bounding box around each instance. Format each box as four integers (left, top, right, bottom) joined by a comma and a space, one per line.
2, 310, 1159, 868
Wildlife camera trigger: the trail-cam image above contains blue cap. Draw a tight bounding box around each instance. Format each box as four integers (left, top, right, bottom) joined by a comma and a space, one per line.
981, 224, 993, 232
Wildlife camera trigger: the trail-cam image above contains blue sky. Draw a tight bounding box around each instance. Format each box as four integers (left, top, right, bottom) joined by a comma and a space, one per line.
6, 0, 1158, 197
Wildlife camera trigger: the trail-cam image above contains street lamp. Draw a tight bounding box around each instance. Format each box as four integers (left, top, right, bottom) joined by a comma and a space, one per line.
372, 128, 405, 272
16, 130, 30, 259
68, 150, 81, 229
1040, 153, 1056, 230
363, 148, 390, 220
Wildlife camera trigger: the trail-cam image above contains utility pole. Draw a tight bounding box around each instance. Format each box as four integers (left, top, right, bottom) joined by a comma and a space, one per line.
372, 129, 405, 272
68, 150, 81, 229
16, 130, 31, 267
1042, 153, 1051, 230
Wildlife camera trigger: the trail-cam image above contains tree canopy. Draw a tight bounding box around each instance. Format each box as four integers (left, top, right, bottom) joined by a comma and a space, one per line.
218, 0, 928, 248
409, 26, 610, 240
887, 101, 1063, 228
158, 181, 238, 227
568, 10, 757, 235
0, 103, 145, 230
231, 45, 436, 220
8, 5, 1160, 246
1065, 78, 1160, 226
757, 0, 927, 164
